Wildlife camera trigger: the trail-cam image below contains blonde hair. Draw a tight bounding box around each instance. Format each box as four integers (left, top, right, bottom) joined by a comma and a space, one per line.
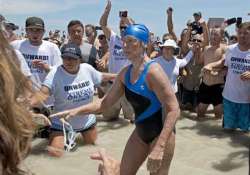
0, 29, 34, 174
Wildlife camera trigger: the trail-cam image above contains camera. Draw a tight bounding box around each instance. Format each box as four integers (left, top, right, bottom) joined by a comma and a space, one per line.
191, 22, 203, 35
95, 26, 102, 31
119, 11, 128, 18
168, 7, 173, 12
236, 17, 242, 28
225, 18, 237, 26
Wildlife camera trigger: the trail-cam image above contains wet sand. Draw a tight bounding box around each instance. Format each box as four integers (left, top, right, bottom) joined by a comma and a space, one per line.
24, 111, 249, 175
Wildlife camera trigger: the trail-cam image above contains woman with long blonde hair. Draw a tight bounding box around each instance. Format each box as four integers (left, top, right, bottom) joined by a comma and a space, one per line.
0, 25, 34, 174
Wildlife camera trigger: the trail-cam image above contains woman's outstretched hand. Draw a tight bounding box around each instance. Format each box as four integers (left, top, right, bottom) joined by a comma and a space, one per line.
49, 108, 80, 120
90, 149, 120, 175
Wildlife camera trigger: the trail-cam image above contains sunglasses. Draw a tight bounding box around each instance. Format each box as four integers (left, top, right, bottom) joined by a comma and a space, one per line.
120, 26, 127, 31
191, 39, 202, 43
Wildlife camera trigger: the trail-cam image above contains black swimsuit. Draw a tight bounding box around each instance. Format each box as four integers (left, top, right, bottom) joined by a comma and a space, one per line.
124, 61, 163, 144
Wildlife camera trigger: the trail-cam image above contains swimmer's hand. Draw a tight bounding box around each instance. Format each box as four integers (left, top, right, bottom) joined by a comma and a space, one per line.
49, 108, 80, 120
147, 144, 165, 173
90, 149, 120, 175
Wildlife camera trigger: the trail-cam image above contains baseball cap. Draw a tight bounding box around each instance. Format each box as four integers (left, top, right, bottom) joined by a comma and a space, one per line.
193, 12, 202, 17
159, 39, 178, 49
61, 43, 82, 59
25, 17, 44, 29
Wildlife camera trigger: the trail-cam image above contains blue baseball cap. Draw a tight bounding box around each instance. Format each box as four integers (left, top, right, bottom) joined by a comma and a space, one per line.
61, 43, 82, 59
124, 24, 150, 44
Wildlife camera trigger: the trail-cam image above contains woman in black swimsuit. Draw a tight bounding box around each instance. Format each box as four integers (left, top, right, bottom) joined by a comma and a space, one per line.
52, 24, 180, 175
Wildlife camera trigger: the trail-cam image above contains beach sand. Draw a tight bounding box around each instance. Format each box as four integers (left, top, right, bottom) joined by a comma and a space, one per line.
24, 111, 249, 175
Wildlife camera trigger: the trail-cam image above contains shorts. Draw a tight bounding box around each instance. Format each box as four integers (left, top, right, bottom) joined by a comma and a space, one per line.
223, 98, 250, 131
50, 115, 97, 132
181, 87, 198, 107
198, 82, 224, 106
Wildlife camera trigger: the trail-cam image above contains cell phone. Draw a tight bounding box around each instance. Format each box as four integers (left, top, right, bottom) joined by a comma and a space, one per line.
225, 18, 237, 26
236, 17, 242, 28
95, 26, 102, 30
119, 11, 128, 18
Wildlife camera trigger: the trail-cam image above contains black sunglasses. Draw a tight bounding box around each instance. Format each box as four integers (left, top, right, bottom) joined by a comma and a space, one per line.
191, 39, 202, 43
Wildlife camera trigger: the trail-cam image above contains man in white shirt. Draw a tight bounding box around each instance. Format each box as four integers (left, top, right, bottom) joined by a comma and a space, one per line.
66, 20, 99, 68
11, 16, 62, 107
222, 22, 250, 131
98, 0, 134, 121
211, 22, 250, 131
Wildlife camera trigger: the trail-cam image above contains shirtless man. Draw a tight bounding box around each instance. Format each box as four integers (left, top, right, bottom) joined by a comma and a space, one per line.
197, 27, 227, 119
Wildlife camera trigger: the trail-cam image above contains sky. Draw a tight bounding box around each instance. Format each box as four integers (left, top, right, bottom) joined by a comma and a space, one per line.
1, 0, 250, 38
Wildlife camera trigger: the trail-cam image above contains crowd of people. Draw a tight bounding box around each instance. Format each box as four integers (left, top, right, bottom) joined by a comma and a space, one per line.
0, 0, 249, 174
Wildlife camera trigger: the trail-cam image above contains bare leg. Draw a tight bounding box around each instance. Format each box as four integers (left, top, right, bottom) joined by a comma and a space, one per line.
120, 129, 150, 175
48, 131, 64, 157
197, 103, 209, 119
150, 132, 175, 175
214, 104, 223, 119
81, 126, 97, 145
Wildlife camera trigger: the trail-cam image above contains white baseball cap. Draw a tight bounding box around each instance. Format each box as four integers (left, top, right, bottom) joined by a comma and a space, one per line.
159, 39, 178, 49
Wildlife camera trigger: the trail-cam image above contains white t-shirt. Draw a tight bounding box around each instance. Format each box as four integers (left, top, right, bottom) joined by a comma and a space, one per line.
11, 39, 62, 86
223, 44, 250, 103
15, 49, 32, 77
43, 64, 102, 130
155, 51, 193, 93
108, 31, 130, 74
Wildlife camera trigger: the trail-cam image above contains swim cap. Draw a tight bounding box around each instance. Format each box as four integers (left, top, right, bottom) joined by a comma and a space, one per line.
124, 24, 149, 44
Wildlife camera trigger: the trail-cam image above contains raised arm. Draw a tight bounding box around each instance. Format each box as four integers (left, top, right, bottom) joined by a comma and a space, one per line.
181, 25, 192, 54
200, 19, 209, 48
166, 7, 177, 42
99, 0, 112, 40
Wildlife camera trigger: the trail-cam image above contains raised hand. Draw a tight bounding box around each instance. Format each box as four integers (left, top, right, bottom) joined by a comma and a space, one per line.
166, 7, 173, 15
105, 0, 112, 13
